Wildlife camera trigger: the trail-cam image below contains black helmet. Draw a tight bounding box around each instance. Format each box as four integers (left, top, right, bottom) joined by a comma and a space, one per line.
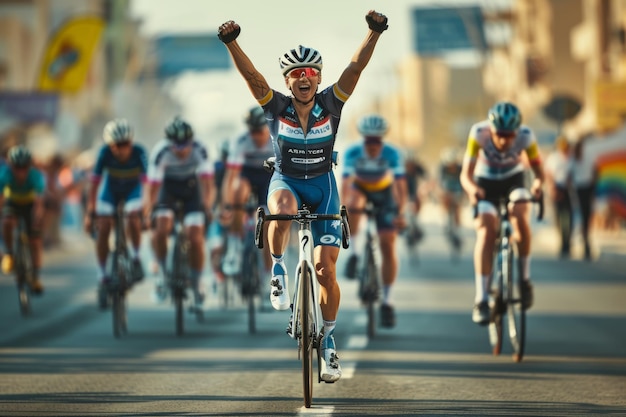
165, 116, 194, 144
245, 106, 267, 130
8, 145, 32, 167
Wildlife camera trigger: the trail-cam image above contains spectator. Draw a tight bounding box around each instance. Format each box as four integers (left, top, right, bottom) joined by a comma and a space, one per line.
544, 136, 573, 258
572, 132, 597, 260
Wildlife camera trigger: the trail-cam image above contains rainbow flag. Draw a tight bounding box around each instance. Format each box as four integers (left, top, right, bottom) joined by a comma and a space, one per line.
591, 134, 626, 219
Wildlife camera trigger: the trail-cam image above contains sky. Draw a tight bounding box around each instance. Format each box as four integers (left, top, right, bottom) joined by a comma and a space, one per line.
129, 0, 511, 144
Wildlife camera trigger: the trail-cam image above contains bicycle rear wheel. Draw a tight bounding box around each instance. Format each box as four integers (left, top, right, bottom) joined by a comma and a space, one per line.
359, 244, 378, 339
488, 279, 503, 356
300, 260, 314, 408
506, 245, 526, 362
16, 230, 32, 317
172, 238, 187, 337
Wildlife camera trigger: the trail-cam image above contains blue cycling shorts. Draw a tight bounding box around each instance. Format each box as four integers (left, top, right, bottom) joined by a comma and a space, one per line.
268, 172, 341, 247
96, 182, 142, 216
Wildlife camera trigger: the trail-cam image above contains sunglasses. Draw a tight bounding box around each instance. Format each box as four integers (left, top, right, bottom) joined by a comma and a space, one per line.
287, 67, 320, 79
495, 130, 517, 139
114, 141, 132, 148
170, 142, 192, 151
364, 136, 383, 145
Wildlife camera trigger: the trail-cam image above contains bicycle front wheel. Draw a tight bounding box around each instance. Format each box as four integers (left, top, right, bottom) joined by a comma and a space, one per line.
505, 245, 526, 362
300, 260, 314, 408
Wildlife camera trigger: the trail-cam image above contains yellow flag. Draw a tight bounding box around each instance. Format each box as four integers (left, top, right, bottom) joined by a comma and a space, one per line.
38, 16, 105, 93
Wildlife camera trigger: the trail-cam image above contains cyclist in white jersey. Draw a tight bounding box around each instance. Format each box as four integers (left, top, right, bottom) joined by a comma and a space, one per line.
341, 114, 407, 328
219, 106, 274, 277
218, 10, 388, 383
144, 117, 215, 309
460, 102, 545, 325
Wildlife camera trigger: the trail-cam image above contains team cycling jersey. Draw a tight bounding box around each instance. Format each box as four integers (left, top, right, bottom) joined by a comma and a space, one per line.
226, 132, 274, 170
91, 144, 148, 195
439, 162, 463, 193
0, 165, 45, 205
342, 143, 405, 192
147, 140, 213, 184
465, 120, 541, 180
258, 83, 349, 179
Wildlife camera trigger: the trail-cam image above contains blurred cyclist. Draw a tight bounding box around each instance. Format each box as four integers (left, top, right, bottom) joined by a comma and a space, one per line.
84, 119, 148, 308
0, 146, 45, 294
144, 117, 215, 311
438, 147, 464, 246
404, 153, 428, 245
460, 101, 545, 325
341, 114, 407, 328
218, 9, 388, 382
219, 106, 274, 279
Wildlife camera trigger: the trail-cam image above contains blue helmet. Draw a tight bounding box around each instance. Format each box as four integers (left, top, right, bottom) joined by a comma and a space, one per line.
488, 101, 522, 132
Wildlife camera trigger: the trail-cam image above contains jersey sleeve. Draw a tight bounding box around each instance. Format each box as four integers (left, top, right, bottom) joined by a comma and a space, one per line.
465, 124, 482, 160
32, 169, 45, 195
0, 165, 8, 191
388, 146, 406, 178
524, 130, 542, 165
226, 135, 245, 168
147, 141, 167, 183
91, 146, 107, 182
195, 143, 214, 178
137, 145, 149, 177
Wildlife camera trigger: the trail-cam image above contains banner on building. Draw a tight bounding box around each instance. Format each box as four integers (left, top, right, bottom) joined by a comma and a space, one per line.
594, 80, 626, 131
154, 35, 231, 78
0, 92, 59, 124
37, 16, 105, 93
411, 6, 488, 56
587, 127, 626, 219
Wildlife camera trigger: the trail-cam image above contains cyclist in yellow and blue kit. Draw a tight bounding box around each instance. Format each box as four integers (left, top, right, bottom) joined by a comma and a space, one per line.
84, 119, 148, 308
218, 9, 388, 382
341, 114, 407, 328
0, 146, 45, 294
460, 102, 545, 325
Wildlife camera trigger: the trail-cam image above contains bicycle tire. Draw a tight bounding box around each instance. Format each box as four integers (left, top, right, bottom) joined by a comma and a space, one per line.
300, 260, 314, 408
506, 245, 525, 362
244, 243, 258, 334
489, 274, 503, 356
172, 237, 186, 337
360, 241, 378, 338
16, 231, 32, 317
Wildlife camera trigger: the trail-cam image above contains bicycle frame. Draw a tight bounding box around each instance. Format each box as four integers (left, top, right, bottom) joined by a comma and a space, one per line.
255, 204, 349, 408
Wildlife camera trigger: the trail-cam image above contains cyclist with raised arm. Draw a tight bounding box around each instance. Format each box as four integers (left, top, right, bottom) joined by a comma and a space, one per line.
220, 106, 274, 278
218, 9, 388, 382
84, 119, 148, 307
0, 146, 45, 294
341, 114, 407, 328
460, 102, 544, 325
144, 117, 215, 311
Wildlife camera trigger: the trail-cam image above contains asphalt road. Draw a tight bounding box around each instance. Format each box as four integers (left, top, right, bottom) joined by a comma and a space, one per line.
0, 209, 625, 417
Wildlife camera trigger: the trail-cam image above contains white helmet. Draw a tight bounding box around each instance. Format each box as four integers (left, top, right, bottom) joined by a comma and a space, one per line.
103, 118, 133, 145
279, 45, 323, 77
357, 114, 389, 137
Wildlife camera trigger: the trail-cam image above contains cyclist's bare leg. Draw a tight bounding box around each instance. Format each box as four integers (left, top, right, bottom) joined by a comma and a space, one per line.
29, 236, 42, 271
510, 202, 531, 257
267, 189, 297, 254
230, 178, 251, 236
152, 216, 173, 271
187, 225, 205, 271
345, 188, 366, 235
96, 217, 113, 271
3, 216, 16, 254
474, 212, 497, 302
379, 230, 397, 288
315, 245, 341, 321
125, 211, 142, 253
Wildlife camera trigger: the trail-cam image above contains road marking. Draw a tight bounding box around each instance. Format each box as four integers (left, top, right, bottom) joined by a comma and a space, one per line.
346, 335, 368, 349
340, 360, 356, 379
298, 405, 334, 415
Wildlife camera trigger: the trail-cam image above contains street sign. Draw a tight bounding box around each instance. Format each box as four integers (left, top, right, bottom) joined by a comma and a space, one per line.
411, 6, 488, 56
543, 95, 582, 123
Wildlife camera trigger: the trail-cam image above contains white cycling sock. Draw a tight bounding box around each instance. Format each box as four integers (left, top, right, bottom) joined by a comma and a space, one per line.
475, 273, 490, 303
383, 285, 392, 305
271, 254, 286, 276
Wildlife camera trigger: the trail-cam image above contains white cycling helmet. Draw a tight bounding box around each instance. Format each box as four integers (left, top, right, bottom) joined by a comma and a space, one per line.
357, 114, 389, 137
279, 45, 323, 77
103, 118, 133, 145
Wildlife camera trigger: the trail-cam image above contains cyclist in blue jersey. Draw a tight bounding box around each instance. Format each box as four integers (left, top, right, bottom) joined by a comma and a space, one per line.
439, 147, 464, 240
341, 114, 408, 328
0, 146, 46, 294
84, 119, 148, 307
219, 9, 388, 383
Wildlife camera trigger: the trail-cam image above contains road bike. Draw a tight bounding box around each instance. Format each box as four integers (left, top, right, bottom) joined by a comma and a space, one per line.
444, 193, 463, 263
476, 193, 543, 362
352, 202, 383, 338
255, 204, 350, 408
167, 201, 204, 336
106, 200, 137, 338
13, 217, 34, 317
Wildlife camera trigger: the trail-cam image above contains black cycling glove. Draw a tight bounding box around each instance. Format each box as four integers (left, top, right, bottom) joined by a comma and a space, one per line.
366, 14, 388, 33
218, 26, 241, 44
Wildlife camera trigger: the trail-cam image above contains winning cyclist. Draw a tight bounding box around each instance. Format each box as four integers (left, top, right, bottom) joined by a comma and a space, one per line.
84, 119, 148, 308
219, 106, 274, 279
0, 146, 45, 294
460, 101, 545, 325
144, 117, 215, 310
341, 114, 407, 328
218, 9, 388, 382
